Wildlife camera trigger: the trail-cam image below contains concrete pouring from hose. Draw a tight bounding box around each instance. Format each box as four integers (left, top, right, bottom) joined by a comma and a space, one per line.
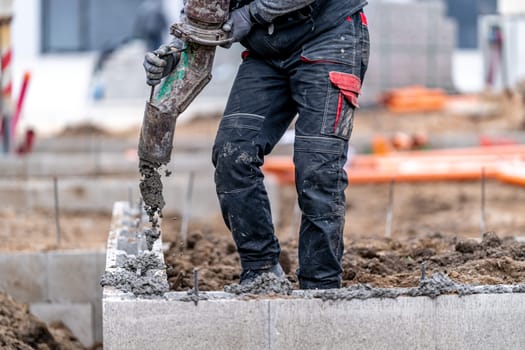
138, 0, 232, 250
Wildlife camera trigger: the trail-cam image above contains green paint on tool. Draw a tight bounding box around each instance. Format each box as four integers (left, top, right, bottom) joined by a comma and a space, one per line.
157, 75, 175, 100
177, 50, 190, 80
157, 50, 191, 100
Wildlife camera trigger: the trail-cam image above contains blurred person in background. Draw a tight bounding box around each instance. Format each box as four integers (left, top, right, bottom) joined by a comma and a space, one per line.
134, 0, 168, 51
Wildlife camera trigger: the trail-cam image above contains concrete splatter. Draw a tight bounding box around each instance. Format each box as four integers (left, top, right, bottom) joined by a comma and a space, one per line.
100, 252, 168, 297
120, 252, 165, 273
224, 273, 293, 295
100, 269, 168, 297
312, 272, 525, 301
144, 227, 161, 251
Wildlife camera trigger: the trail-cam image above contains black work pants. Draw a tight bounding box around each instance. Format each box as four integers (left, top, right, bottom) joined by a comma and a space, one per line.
212, 8, 369, 289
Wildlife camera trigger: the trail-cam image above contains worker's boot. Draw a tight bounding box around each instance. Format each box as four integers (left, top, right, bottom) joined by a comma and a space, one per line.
240, 263, 285, 285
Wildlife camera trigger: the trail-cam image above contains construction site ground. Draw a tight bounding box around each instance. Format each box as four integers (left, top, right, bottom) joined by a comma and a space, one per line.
0, 291, 89, 350
2, 92, 525, 346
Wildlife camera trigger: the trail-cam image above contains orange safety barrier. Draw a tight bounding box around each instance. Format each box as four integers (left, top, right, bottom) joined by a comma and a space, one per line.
263, 145, 525, 187
382, 86, 447, 113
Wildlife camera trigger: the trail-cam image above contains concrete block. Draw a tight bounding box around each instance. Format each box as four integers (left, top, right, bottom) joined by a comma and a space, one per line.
30, 302, 94, 347
103, 292, 525, 350
94, 251, 107, 343
269, 294, 525, 350
103, 297, 270, 350
0, 172, 222, 220
34, 137, 137, 154
0, 253, 48, 303
93, 297, 104, 344
48, 251, 102, 303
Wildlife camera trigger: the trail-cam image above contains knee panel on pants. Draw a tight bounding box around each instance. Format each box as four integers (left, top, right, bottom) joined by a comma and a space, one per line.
212, 113, 265, 193
294, 135, 348, 217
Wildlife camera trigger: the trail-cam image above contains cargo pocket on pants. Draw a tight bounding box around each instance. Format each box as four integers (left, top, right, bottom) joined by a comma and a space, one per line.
321, 71, 361, 140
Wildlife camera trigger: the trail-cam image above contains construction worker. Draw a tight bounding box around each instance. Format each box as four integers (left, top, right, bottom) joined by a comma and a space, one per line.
144, 0, 369, 289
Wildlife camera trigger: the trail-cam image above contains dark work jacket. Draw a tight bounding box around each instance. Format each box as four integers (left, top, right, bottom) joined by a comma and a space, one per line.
237, 0, 368, 58
230, 0, 367, 22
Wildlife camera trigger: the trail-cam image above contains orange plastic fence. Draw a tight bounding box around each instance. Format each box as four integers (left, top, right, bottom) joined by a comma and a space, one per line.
263, 145, 525, 187
382, 86, 447, 113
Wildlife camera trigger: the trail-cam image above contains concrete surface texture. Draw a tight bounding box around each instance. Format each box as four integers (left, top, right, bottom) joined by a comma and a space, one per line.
103, 292, 525, 350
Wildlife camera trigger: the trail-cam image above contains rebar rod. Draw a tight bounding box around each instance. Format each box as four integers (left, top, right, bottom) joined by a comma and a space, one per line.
385, 178, 395, 238
53, 177, 61, 247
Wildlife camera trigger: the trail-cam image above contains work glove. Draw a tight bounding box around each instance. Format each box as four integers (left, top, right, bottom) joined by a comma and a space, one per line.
222, 5, 254, 44
143, 39, 186, 86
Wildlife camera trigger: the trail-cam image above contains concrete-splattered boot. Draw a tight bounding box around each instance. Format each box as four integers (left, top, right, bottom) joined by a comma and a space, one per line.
240, 263, 285, 285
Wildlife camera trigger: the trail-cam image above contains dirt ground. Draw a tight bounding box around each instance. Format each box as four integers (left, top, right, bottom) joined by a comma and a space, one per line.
0, 292, 90, 350
164, 178, 525, 291
0, 209, 112, 252
165, 228, 525, 291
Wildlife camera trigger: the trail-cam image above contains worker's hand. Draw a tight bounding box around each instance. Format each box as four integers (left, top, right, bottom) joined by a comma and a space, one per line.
143, 39, 186, 86
222, 5, 253, 44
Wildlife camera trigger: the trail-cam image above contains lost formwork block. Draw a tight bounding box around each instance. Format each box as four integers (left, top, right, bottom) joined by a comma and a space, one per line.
269, 293, 525, 350
0, 251, 105, 346
0, 253, 48, 303
30, 302, 94, 347
94, 251, 107, 344
47, 250, 105, 303
103, 297, 270, 350
103, 291, 525, 350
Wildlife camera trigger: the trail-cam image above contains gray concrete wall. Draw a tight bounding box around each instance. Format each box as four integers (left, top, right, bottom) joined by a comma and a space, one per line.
103, 292, 525, 350
0, 172, 281, 225
0, 175, 218, 219
0, 250, 106, 347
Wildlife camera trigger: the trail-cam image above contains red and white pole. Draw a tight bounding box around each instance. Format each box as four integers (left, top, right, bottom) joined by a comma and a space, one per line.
0, 0, 13, 154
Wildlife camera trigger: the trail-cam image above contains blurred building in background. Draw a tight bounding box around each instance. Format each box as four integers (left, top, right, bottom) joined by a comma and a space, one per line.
364, 0, 524, 103
442, 0, 498, 49
11, 0, 240, 135
6, 0, 525, 135
479, 0, 525, 91
41, 0, 144, 53
362, 0, 457, 106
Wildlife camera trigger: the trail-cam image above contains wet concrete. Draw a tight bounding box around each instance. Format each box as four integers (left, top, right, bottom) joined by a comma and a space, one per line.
224, 273, 293, 295
144, 228, 161, 251
312, 272, 525, 301
100, 252, 168, 297
139, 160, 165, 250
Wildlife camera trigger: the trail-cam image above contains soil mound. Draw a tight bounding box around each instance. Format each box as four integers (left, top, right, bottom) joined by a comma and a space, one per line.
0, 292, 85, 350
165, 231, 525, 291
